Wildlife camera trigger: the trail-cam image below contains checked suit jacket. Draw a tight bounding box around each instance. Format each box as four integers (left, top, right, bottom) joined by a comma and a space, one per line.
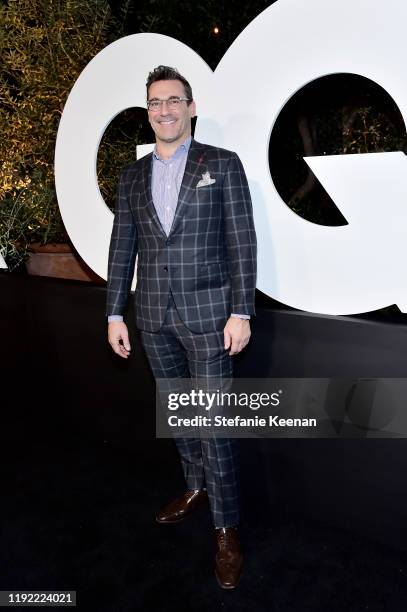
106, 138, 257, 334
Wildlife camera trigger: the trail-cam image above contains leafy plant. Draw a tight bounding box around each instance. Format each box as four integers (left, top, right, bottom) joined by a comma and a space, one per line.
0, 0, 117, 269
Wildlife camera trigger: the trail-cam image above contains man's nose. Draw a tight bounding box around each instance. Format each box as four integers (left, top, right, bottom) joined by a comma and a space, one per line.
160, 100, 171, 115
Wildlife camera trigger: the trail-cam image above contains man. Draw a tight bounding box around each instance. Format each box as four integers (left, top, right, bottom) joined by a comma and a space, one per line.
106, 65, 257, 589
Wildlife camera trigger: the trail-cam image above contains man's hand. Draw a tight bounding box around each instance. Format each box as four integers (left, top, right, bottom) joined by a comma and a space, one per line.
224, 317, 251, 356
108, 321, 131, 359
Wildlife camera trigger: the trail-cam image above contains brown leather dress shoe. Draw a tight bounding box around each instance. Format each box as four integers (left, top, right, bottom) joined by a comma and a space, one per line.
214, 527, 243, 589
155, 489, 208, 524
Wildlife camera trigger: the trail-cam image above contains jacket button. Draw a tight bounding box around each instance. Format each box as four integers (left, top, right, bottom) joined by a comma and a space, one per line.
163, 265, 168, 271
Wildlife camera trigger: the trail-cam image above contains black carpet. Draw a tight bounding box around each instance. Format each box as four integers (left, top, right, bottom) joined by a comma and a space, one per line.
1, 435, 407, 612
2, 273, 407, 610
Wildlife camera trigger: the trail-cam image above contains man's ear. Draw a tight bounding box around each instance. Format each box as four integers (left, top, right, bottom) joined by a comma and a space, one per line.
189, 100, 197, 118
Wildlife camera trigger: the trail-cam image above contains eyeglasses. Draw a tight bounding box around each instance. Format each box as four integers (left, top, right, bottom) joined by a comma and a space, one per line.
147, 96, 191, 112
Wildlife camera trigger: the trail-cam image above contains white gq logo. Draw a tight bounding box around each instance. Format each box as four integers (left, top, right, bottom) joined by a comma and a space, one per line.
45, 0, 407, 314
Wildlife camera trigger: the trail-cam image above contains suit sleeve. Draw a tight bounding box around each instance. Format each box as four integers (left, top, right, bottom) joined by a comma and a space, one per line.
222, 152, 257, 316
105, 167, 138, 317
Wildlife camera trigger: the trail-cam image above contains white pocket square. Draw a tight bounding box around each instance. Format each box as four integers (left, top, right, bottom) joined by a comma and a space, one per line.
196, 171, 216, 188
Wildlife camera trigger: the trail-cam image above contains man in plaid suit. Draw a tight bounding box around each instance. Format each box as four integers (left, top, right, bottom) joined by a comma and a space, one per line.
106, 65, 257, 589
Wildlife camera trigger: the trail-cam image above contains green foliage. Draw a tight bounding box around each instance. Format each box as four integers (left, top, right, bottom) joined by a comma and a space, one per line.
0, 0, 120, 269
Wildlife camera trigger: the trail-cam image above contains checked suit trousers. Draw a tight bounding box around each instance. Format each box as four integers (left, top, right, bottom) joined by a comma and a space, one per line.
140, 290, 240, 528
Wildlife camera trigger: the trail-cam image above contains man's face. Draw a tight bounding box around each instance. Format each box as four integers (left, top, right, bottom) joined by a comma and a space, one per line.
147, 79, 196, 146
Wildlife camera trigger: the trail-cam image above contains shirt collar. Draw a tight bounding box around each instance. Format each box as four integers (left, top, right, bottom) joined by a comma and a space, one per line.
153, 136, 192, 162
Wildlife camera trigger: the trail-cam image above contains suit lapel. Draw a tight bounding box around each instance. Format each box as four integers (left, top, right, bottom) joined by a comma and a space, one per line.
138, 152, 167, 237
168, 139, 206, 237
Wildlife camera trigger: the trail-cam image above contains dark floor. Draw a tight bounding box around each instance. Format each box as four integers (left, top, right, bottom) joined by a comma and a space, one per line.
2, 273, 407, 610
1, 435, 407, 612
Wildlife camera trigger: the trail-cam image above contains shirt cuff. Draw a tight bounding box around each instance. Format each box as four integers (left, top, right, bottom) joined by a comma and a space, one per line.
231, 313, 250, 320
108, 315, 124, 323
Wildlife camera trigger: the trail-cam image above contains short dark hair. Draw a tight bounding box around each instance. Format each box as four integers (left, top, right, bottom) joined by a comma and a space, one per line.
146, 65, 193, 104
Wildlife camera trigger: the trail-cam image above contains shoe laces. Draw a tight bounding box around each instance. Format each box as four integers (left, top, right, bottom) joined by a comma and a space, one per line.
216, 528, 238, 553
